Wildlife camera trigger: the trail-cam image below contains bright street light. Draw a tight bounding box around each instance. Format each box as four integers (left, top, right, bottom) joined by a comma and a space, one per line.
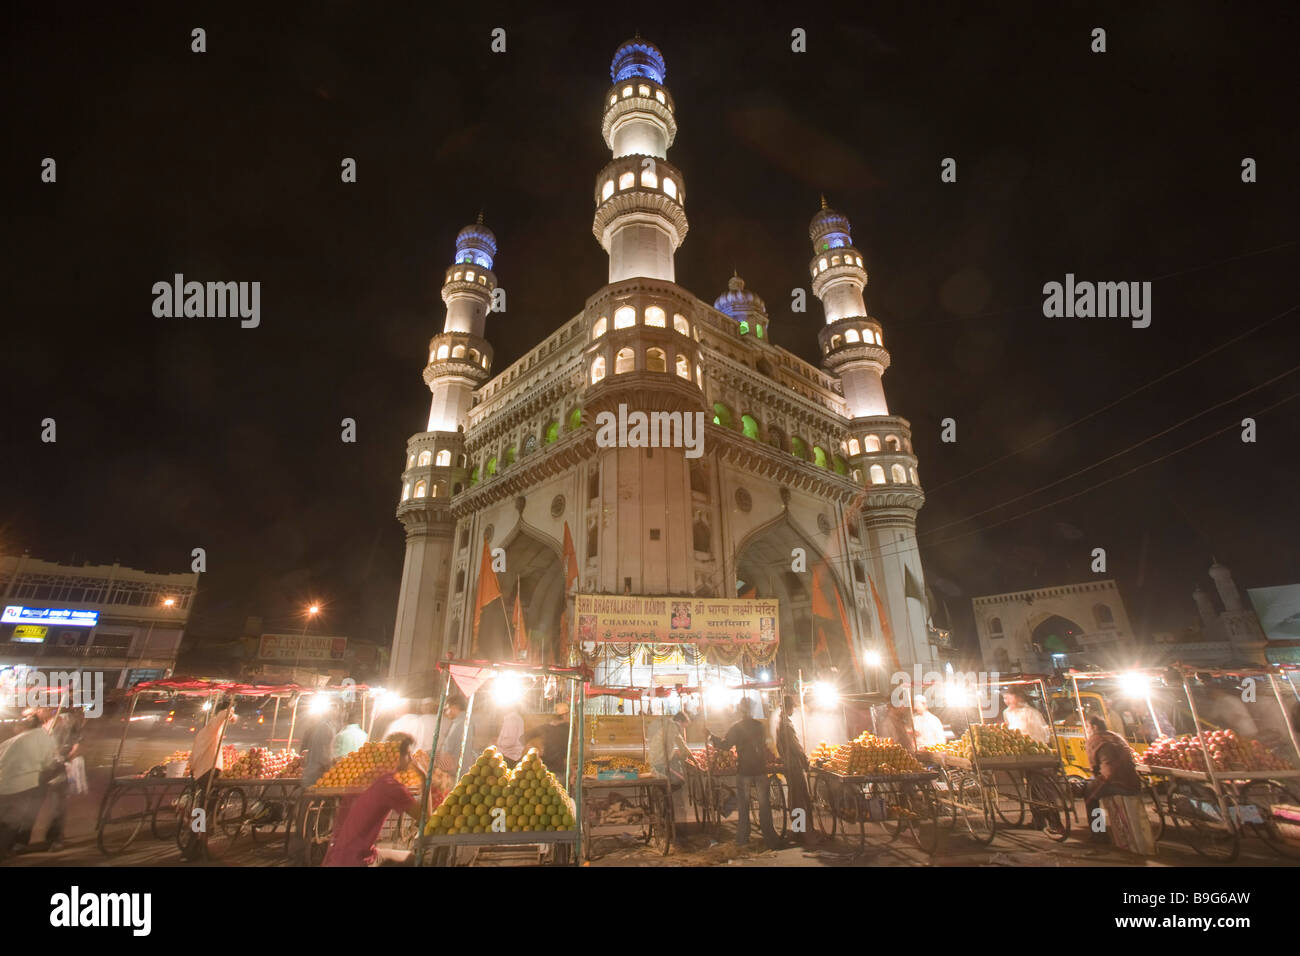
492, 672, 526, 706
863, 650, 883, 668
307, 693, 332, 715
1118, 671, 1151, 699
810, 681, 839, 709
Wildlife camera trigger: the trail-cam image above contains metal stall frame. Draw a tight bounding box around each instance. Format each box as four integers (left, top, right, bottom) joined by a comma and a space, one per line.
414, 657, 592, 867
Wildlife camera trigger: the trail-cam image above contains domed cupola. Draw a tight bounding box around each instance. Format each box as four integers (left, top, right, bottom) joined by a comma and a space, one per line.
453, 215, 498, 270
712, 274, 768, 341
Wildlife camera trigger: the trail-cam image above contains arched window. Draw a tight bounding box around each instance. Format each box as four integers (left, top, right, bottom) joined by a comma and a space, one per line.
646, 347, 666, 373
655, 90, 666, 104
845, 328, 860, 343
853, 469, 863, 483
741, 414, 759, 440
465, 270, 475, 282
695, 364, 702, 387
791, 437, 809, 460
755, 324, 763, 338
831, 255, 842, 266
813, 446, 828, 468
591, 355, 606, 383
458, 454, 466, 468
417, 450, 432, 467
673, 314, 690, 336
864, 434, 881, 453
645, 305, 666, 327
615, 347, 635, 374
618, 171, 635, 189
738, 320, 750, 335
468, 349, 479, 364
640, 167, 658, 188
848, 438, 861, 456
819, 257, 828, 271
675, 354, 691, 379
601, 179, 614, 200
662, 177, 677, 199
436, 345, 450, 360
693, 517, 711, 553
451, 344, 466, 358
435, 450, 451, 466
891, 463, 907, 483
874, 330, 883, 346
414, 480, 427, 498
622, 85, 633, 98
712, 403, 733, 429
545, 421, 560, 444
885, 436, 901, 451
401, 482, 411, 501
568, 407, 583, 431
767, 427, 786, 452
592, 316, 607, 338
909, 466, 918, 484
486, 457, 497, 477
406, 454, 416, 469
989, 617, 1004, 639
869, 464, 886, 485
614, 305, 636, 328
469, 466, 479, 485
831, 335, 843, 349
505, 446, 516, 465
638, 84, 650, 97
482, 354, 490, 368
1094, 603, 1115, 629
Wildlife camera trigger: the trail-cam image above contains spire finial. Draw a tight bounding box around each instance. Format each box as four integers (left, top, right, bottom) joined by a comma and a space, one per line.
820, 194, 828, 210
475, 209, 484, 225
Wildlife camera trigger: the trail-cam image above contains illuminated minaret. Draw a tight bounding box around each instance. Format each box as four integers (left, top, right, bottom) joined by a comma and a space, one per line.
592, 38, 689, 282
389, 221, 497, 693
809, 199, 935, 670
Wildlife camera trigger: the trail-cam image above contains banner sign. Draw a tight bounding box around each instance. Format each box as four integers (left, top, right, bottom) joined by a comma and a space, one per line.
3, 606, 98, 628
12, 625, 49, 643
257, 634, 347, 662
574, 594, 779, 645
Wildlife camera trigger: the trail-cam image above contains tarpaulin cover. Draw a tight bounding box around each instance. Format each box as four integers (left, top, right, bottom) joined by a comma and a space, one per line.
127, 677, 304, 697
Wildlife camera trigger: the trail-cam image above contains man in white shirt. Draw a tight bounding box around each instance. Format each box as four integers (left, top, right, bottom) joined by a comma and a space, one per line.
496, 706, 526, 767
387, 699, 439, 755
0, 711, 60, 858
1002, 688, 1050, 745
190, 699, 238, 791
647, 712, 693, 781
912, 695, 947, 750
330, 706, 368, 758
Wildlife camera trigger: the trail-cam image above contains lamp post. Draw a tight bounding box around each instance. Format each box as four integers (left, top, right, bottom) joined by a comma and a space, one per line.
296, 604, 320, 679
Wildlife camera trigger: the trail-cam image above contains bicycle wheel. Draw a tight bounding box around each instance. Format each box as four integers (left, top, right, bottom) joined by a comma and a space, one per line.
97, 784, 148, 856
1027, 771, 1071, 842
992, 770, 1027, 827
1168, 780, 1239, 862
957, 774, 996, 846
907, 785, 942, 855
174, 787, 204, 860
812, 774, 837, 839
770, 775, 789, 839
205, 787, 246, 859
150, 783, 184, 841
648, 786, 672, 855
1240, 781, 1300, 860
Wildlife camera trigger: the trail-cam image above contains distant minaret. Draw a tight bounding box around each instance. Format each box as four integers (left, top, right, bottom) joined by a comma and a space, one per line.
1192, 585, 1218, 632
807, 199, 932, 671
389, 221, 497, 694
592, 38, 689, 282
1208, 560, 1245, 612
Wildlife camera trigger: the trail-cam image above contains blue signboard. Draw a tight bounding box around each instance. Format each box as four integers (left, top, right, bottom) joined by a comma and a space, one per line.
2, 606, 99, 628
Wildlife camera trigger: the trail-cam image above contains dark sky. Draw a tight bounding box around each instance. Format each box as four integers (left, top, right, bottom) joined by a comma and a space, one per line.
4, 1, 1298, 657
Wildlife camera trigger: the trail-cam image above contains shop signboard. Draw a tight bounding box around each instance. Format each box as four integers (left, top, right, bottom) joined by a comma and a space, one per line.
2, 606, 99, 627
257, 633, 347, 662
574, 594, 779, 644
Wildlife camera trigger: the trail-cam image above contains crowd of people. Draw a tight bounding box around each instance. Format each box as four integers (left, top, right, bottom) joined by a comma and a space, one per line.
0, 706, 85, 860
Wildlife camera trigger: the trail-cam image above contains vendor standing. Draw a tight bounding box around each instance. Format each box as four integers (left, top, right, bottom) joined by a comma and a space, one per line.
528, 701, 572, 781
708, 698, 781, 850
911, 695, 947, 750
774, 696, 811, 844
1002, 688, 1050, 745
648, 712, 692, 782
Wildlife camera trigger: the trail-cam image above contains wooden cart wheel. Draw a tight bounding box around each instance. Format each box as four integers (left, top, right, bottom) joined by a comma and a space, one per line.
901, 783, 941, 855
839, 783, 867, 850
96, 783, 148, 857
957, 773, 996, 845
992, 770, 1027, 827
1168, 780, 1240, 863
1029, 771, 1071, 842
203, 787, 245, 859
1239, 781, 1300, 860
812, 774, 837, 839
769, 775, 789, 839
649, 786, 672, 855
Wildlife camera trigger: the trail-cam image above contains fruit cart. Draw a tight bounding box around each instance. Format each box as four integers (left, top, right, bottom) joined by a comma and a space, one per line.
923, 676, 1074, 846
805, 731, 943, 855
414, 658, 591, 867
580, 703, 678, 859
684, 753, 788, 838
1133, 664, 1300, 862
97, 677, 304, 859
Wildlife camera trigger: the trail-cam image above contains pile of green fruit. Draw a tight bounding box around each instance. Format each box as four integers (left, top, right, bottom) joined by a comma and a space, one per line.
425, 745, 576, 836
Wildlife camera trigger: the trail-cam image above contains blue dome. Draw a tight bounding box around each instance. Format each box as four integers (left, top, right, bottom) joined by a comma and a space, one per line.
611, 39, 666, 84
713, 275, 766, 319
809, 198, 853, 252
454, 220, 497, 270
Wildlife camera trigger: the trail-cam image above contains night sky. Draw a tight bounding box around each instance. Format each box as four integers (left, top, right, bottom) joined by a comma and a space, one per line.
4, 1, 1298, 659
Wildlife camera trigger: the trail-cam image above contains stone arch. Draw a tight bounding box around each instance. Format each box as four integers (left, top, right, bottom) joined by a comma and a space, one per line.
492, 521, 567, 665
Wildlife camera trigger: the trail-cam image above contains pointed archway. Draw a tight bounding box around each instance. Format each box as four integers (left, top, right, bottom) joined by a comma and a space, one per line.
734, 512, 860, 686
499, 521, 565, 663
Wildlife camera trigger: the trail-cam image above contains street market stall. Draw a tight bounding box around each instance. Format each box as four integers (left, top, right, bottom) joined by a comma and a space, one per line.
581, 698, 674, 859
922, 675, 1074, 846
415, 659, 590, 867
1132, 664, 1300, 862
98, 678, 305, 860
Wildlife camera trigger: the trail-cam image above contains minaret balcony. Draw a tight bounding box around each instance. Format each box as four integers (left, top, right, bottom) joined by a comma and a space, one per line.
594, 156, 685, 207
602, 84, 677, 151
819, 321, 890, 373
424, 331, 493, 383
441, 264, 496, 300
810, 258, 868, 299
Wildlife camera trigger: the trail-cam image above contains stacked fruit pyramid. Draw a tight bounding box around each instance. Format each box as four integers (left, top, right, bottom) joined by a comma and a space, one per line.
311, 739, 428, 790
808, 742, 837, 767
1143, 730, 1292, 773
927, 723, 1052, 759
826, 732, 923, 776
184, 744, 239, 777
425, 745, 576, 836
688, 744, 738, 773
225, 746, 301, 779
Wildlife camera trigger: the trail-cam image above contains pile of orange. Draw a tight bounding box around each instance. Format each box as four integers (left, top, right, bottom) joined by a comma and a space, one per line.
312, 740, 421, 789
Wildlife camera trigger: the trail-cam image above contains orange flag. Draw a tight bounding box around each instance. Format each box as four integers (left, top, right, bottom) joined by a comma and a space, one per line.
562, 522, 579, 594
868, 575, 902, 672
812, 560, 856, 676
512, 585, 528, 659
473, 540, 503, 654
739, 585, 757, 599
